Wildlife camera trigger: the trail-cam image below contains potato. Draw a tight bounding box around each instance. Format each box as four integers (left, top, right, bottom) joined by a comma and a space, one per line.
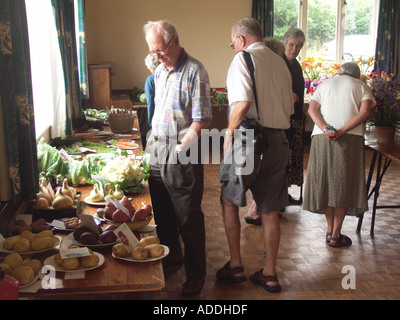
20, 230, 35, 242
145, 244, 165, 258
31, 236, 55, 251
2, 236, 20, 250
4, 253, 23, 269
131, 247, 149, 260
136, 236, 160, 248
6, 220, 31, 235
119, 196, 135, 216
33, 218, 46, 225
112, 209, 131, 223
133, 205, 152, 222
112, 243, 130, 257
11, 266, 35, 285
104, 202, 117, 220
22, 259, 41, 274
34, 230, 53, 239
15, 219, 29, 228
73, 225, 91, 241
0, 263, 11, 275
54, 253, 63, 267
79, 232, 99, 245
99, 230, 117, 244
14, 237, 31, 253
6, 225, 30, 235
31, 223, 49, 233
62, 257, 80, 270
81, 254, 99, 268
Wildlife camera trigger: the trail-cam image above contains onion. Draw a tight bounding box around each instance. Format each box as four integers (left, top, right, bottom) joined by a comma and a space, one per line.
52, 188, 74, 209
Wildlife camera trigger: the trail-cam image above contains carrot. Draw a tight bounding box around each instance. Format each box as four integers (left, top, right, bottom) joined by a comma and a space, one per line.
116, 141, 139, 148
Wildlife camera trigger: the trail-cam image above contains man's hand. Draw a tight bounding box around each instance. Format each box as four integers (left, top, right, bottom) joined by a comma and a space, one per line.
223, 129, 233, 156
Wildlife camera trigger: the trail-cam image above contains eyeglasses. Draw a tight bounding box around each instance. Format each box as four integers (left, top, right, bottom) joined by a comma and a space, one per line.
229, 35, 244, 50
149, 37, 174, 56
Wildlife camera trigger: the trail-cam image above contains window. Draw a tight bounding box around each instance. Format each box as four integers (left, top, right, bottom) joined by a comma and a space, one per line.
273, 0, 298, 38
274, 0, 379, 65
306, 0, 337, 60
25, 0, 66, 140
26, 0, 86, 141
342, 0, 377, 62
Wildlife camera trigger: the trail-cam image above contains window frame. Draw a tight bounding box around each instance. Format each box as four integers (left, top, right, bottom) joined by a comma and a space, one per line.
297, 0, 380, 63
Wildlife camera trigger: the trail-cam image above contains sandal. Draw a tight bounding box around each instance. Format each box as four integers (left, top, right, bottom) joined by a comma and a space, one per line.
216, 261, 247, 284
245, 216, 262, 226
326, 232, 332, 243
329, 234, 352, 248
250, 269, 281, 293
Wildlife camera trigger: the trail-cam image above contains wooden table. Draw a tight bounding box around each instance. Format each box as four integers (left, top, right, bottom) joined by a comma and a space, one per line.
14, 119, 165, 299
357, 128, 400, 235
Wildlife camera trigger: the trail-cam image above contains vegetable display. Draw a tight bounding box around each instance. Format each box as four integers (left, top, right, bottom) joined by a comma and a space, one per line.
83, 108, 108, 122
36, 139, 150, 194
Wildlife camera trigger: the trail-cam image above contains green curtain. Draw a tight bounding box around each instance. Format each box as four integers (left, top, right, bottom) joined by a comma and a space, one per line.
51, 0, 83, 136
76, 0, 88, 99
375, 0, 400, 75
252, 0, 274, 37
0, 0, 39, 201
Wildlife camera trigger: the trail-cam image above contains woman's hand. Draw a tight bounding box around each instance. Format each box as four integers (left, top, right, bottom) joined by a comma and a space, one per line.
329, 129, 345, 141
324, 128, 337, 140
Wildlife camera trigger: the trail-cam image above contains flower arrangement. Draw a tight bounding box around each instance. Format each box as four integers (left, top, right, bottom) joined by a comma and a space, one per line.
356, 56, 375, 82
301, 56, 375, 95
301, 57, 326, 81
301, 57, 335, 94
367, 71, 400, 128
211, 88, 228, 111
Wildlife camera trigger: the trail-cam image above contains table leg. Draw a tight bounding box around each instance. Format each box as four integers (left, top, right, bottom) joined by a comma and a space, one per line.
357, 151, 377, 233
370, 153, 382, 236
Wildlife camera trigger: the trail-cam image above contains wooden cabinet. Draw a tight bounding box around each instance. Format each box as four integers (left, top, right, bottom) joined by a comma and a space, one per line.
83, 62, 112, 109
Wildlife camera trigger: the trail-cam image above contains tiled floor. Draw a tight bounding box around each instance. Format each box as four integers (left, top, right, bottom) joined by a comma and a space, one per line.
152, 140, 400, 300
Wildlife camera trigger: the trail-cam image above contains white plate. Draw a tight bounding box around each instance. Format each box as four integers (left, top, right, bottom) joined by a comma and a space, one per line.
43, 252, 105, 272
83, 196, 106, 207
1, 236, 61, 255
112, 245, 169, 263
66, 232, 117, 248
117, 145, 139, 150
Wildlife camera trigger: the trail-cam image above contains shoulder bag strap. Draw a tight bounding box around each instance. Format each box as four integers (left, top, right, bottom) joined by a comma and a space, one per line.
242, 50, 260, 122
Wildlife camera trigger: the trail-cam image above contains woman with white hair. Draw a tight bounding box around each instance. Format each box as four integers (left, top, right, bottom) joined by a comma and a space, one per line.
303, 62, 376, 247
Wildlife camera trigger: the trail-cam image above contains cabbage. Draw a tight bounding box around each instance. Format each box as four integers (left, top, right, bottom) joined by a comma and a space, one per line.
139, 93, 147, 103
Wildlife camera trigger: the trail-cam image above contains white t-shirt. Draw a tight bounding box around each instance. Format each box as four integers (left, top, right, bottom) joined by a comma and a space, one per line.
226, 42, 293, 129
311, 75, 376, 137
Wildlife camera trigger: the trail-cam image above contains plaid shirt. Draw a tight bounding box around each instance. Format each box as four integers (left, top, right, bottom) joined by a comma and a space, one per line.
152, 49, 212, 138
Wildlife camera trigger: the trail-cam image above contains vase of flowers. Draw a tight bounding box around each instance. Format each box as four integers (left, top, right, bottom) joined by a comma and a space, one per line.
367, 71, 400, 144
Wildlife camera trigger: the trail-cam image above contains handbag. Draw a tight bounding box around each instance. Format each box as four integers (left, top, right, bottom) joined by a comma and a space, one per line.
238, 51, 268, 155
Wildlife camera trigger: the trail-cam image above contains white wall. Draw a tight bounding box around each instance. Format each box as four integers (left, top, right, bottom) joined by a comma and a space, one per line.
85, 0, 252, 90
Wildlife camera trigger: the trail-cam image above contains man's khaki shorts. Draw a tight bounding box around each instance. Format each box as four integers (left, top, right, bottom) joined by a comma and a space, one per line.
219, 128, 289, 213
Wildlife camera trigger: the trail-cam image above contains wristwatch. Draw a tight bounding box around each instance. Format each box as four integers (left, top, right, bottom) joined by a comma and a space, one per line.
175, 145, 183, 154
225, 129, 233, 138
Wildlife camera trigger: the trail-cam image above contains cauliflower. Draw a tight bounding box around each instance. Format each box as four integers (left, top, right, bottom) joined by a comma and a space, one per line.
100, 156, 145, 182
